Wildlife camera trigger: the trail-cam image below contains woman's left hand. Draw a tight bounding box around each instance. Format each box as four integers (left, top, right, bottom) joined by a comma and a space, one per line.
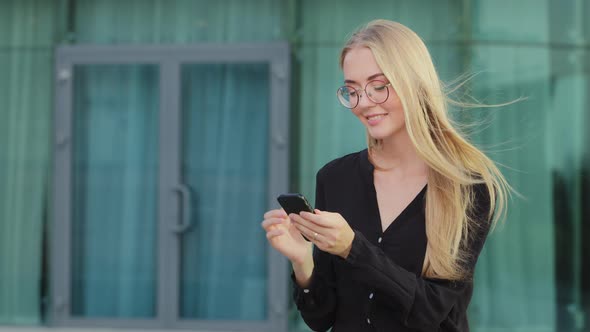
290, 209, 355, 258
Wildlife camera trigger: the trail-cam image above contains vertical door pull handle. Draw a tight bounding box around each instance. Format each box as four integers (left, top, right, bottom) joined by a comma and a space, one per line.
171, 184, 193, 234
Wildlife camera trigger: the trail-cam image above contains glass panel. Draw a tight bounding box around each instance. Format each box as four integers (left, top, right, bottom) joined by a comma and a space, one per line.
179, 63, 269, 320
465, 46, 556, 329
0, 0, 56, 325
549, 48, 589, 331
71, 64, 159, 318
73, 0, 290, 44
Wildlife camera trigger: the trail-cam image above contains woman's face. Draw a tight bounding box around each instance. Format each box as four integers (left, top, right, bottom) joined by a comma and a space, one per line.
341, 47, 406, 142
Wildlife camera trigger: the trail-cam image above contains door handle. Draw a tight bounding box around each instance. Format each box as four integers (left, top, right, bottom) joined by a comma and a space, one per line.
171, 184, 193, 234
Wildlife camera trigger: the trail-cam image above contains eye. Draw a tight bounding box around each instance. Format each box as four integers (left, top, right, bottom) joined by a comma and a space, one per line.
373, 85, 387, 91
342, 86, 358, 96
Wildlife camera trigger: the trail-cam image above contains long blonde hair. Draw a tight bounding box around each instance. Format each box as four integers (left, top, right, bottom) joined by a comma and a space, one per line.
340, 20, 511, 280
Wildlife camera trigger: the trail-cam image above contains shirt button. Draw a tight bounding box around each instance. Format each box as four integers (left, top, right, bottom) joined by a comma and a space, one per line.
378, 237, 382, 243
369, 292, 374, 299
303, 289, 310, 294
366, 318, 371, 325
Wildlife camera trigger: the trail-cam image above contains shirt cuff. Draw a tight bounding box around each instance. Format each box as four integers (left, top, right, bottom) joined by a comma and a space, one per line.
344, 229, 368, 265
291, 270, 318, 309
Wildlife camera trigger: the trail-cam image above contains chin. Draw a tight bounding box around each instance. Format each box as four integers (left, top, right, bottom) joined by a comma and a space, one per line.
367, 127, 393, 139
367, 126, 403, 142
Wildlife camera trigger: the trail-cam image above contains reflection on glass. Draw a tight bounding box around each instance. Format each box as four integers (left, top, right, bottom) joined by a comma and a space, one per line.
179, 63, 269, 320
71, 64, 159, 318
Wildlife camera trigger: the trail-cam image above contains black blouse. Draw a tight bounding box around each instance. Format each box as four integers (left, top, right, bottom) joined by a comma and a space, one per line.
292, 149, 491, 332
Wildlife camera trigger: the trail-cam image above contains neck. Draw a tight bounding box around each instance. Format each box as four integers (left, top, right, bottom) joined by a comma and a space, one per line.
370, 130, 428, 177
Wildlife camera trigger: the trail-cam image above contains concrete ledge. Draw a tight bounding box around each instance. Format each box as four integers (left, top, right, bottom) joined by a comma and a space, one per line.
0, 329, 218, 332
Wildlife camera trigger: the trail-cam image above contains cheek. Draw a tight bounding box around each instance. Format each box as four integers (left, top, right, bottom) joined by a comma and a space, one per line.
384, 93, 405, 120
387, 90, 403, 111
390, 109, 406, 129
351, 108, 365, 121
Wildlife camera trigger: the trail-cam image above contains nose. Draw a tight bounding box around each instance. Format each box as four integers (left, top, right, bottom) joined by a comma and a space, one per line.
356, 90, 376, 109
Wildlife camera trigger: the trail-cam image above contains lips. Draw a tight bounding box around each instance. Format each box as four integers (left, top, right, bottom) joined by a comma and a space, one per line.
366, 113, 388, 126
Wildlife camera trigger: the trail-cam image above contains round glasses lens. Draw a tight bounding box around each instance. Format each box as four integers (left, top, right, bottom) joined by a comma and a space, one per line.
366, 81, 389, 104
337, 86, 356, 108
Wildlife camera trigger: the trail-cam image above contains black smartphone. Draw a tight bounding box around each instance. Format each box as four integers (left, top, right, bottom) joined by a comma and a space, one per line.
277, 193, 314, 241
277, 193, 314, 215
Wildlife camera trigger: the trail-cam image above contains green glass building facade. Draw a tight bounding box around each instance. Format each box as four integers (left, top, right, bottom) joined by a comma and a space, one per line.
0, 0, 588, 331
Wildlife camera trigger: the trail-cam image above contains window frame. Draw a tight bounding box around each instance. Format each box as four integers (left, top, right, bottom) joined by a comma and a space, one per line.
51, 43, 291, 332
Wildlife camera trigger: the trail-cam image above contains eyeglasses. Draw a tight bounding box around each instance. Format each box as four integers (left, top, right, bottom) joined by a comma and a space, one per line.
336, 80, 391, 109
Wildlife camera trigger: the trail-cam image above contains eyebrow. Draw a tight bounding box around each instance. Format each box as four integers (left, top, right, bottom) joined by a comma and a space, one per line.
344, 73, 386, 84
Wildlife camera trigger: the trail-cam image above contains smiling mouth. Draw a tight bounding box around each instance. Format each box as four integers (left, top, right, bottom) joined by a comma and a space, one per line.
366, 113, 388, 121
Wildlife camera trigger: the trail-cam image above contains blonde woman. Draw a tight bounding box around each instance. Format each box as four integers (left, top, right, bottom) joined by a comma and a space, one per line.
262, 19, 509, 331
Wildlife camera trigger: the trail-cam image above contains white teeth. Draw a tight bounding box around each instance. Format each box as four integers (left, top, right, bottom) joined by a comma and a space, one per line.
367, 114, 386, 120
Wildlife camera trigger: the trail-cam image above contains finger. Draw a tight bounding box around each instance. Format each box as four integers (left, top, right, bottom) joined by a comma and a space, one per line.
294, 212, 331, 231
261, 217, 287, 230
290, 213, 323, 234
264, 209, 288, 219
299, 211, 331, 227
266, 228, 285, 239
289, 213, 321, 233
293, 222, 323, 245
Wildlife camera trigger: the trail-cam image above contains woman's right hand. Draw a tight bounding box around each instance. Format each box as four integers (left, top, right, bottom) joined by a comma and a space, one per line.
261, 209, 312, 266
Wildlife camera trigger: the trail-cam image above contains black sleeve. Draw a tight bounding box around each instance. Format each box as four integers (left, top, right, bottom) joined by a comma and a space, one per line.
291, 171, 338, 332
343, 184, 492, 331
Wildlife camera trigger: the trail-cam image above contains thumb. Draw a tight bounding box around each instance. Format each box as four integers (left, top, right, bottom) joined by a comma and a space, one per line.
314, 208, 323, 214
